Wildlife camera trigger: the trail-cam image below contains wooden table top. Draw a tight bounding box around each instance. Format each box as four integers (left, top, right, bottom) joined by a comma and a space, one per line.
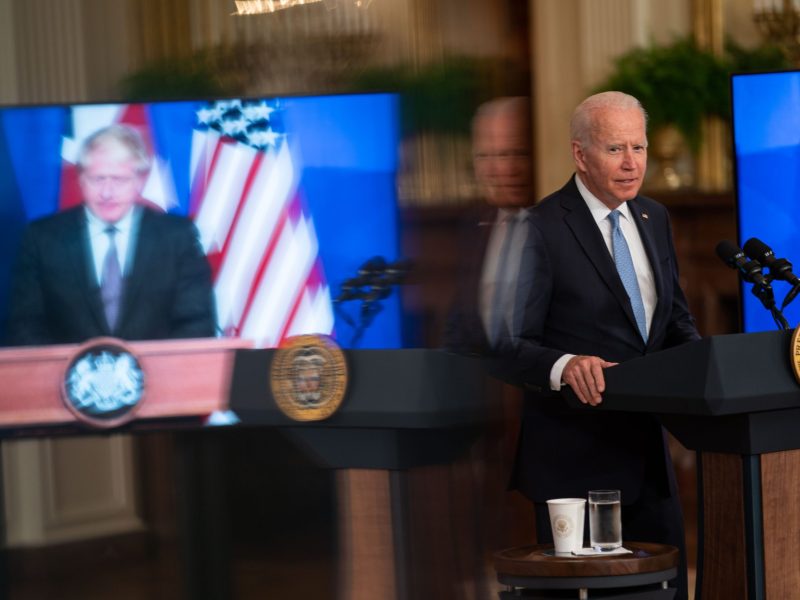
494, 542, 679, 578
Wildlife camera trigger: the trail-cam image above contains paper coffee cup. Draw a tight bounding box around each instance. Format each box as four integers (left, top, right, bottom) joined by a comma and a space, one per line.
546, 498, 586, 555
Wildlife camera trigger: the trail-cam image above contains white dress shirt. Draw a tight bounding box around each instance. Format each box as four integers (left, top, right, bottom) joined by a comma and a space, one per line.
549, 175, 658, 390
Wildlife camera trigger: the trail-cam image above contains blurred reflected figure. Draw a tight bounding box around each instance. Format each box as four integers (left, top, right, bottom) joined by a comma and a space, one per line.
473, 96, 533, 210
446, 96, 534, 353
7, 124, 216, 345
441, 97, 535, 597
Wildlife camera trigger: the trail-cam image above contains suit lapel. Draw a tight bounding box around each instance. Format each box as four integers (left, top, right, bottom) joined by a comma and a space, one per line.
118, 208, 153, 332
559, 180, 641, 336
62, 208, 110, 335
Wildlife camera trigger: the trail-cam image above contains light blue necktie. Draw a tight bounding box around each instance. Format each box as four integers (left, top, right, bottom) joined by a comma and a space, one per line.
101, 226, 122, 331
608, 210, 648, 342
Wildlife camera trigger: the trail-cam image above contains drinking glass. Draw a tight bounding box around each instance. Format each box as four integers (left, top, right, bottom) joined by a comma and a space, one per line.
588, 490, 621, 551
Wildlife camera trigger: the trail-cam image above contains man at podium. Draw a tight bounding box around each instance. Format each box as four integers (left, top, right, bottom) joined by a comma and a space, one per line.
446, 93, 699, 599
6, 124, 216, 345
504, 91, 699, 600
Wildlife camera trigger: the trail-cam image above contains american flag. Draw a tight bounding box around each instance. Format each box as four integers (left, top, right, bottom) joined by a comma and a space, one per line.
190, 99, 334, 347
58, 99, 334, 348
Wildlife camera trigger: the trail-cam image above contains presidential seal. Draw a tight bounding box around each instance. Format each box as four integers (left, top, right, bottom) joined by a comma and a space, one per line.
270, 334, 347, 422
62, 338, 145, 428
551, 514, 575, 538
791, 326, 800, 386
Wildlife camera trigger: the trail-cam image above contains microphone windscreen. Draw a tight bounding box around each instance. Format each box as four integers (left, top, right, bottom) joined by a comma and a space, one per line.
358, 256, 386, 276
743, 237, 771, 261
715, 240, 741, 264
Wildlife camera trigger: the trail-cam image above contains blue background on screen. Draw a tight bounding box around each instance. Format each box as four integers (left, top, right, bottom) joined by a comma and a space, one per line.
0, 94, 402, 348
733, 72, 800, 332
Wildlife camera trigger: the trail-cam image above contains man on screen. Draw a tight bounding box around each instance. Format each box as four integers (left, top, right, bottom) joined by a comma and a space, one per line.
7, 124, 216, 345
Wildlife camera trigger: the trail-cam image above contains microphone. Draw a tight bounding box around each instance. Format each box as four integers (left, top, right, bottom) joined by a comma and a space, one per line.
357, 256, 387, 280
334, 257, 397, 303
743, 237, 800, 286
715, 240, 768, 286
333, 277, 368, 303
383, 259, 412, 285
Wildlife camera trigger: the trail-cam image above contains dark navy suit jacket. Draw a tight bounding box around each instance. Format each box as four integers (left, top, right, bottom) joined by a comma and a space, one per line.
7, 205, 217, 345
499, 176, 700, 503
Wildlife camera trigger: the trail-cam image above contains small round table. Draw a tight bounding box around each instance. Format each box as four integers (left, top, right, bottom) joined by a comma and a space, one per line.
493, 542, 679, 599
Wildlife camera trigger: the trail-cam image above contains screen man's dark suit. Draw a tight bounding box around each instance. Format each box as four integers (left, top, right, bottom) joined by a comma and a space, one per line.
7, 205, 216, 345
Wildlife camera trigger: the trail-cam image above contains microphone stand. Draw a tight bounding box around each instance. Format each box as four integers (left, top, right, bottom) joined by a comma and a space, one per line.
333, 260, 409, 348
781, 282, 800, 312
348, 291, 386, 348
751, 279, 789, 330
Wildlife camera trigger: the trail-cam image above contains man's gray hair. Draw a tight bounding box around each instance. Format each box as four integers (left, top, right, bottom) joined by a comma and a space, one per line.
472, 97, 530, 136
77, 124, 151, 174
570, 91, 648, 148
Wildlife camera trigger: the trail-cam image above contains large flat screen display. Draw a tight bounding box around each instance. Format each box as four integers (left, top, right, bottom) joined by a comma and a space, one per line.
0, 93, 403, 349
732, 71, 800, 332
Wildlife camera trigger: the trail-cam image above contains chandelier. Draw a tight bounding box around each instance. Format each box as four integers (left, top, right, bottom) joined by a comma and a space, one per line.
753, 0, 800, 64
232, 0, 371, 15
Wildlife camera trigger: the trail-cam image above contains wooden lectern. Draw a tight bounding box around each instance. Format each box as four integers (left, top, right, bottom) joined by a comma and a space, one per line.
564, 330, 800, 600
0, 337, 248, 431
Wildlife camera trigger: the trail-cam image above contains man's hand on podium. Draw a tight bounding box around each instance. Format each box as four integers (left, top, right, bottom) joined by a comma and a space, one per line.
563, 355, 618, 407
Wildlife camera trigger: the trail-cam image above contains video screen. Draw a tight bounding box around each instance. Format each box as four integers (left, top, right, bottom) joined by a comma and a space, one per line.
732, 71, 800, 332
0, 93, 403, 349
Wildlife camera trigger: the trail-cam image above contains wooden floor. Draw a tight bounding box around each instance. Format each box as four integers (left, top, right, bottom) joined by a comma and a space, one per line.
9, 547, 335, 599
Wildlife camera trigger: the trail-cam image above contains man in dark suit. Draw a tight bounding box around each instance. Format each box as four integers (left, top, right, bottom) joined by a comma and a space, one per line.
506, 91, 699, 600
7, 124, 216, 345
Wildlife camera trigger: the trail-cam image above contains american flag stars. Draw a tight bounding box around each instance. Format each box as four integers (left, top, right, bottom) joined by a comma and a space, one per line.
197, 99, 283, 151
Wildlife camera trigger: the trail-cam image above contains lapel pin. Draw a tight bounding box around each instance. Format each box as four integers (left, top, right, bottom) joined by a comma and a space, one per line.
641, 212, 649, 220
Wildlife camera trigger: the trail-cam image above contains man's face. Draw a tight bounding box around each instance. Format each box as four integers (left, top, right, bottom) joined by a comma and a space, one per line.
473, 110, 532, 208
79, 141, 146, 223
572, 107, 647, 209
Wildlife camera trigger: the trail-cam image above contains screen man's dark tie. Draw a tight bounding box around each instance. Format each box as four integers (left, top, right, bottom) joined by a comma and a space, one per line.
101, 226, 122, 331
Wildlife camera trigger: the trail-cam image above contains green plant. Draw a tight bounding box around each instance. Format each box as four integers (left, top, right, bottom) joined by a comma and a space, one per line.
594, 37, 790, 152
120, 45, 254, 101
347, 57, 520, 136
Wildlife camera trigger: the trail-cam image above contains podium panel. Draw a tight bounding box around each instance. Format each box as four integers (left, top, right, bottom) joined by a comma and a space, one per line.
563, 330, 800, 600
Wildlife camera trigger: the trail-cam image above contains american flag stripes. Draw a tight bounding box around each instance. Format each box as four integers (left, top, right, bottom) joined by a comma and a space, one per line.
191, 99, 334, 347
58, 99, 334, 348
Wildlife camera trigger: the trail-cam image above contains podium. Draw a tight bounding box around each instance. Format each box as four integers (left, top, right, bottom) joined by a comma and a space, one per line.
229, 348, 488, 600
0, 337, 247, 432
0, 340, 489, 600
564, 330, 800, 600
